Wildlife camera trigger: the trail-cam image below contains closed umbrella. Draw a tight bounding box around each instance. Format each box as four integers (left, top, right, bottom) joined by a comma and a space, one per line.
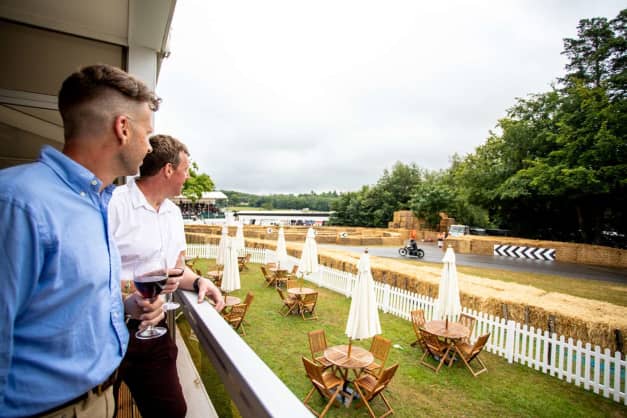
345, 251, 381, 357
275, 226, 289, 268
233, 222, 246, 256
298, 227, 319, 283
216, 223, 228, 266
221, 237, 241, 295
435, 246, 462, 328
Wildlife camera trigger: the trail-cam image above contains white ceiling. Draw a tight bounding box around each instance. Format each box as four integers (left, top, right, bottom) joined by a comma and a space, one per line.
0, 0, 177, 166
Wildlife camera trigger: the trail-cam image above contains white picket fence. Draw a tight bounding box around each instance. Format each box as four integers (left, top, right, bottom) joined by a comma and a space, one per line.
186, 244, 627, 405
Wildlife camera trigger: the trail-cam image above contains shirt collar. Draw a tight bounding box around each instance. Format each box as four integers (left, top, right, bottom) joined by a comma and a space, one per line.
39, 145, 111, 198
128, 178, 175, 214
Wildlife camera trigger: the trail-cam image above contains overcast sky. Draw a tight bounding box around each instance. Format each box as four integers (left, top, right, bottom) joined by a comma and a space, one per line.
155, 1, 624, 195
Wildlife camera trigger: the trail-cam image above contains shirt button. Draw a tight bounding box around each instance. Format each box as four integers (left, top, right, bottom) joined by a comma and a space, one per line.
113, 312, 119, 318
91, 180, 98, 186
79, 191, 86, 197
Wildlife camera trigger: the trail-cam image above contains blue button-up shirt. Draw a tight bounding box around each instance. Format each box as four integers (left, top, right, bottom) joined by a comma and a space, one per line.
0, 146, 128, 417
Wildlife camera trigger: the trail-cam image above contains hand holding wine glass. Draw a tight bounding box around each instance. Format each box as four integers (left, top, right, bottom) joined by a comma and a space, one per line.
133, 255, 168, 340
162, 266, 183, 311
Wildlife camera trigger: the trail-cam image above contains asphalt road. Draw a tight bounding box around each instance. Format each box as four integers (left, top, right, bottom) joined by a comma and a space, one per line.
319, 242, 627, 284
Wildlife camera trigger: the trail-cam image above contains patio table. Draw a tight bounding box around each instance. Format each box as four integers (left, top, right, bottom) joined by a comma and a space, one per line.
323, 345, 374, 406
207, 295, 241, 313
287, 287, 315, 297
424, 320, 469, 341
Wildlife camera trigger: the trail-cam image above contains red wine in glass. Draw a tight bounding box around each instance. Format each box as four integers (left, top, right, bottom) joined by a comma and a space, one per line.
133, 257, 168, 340
134, 274, 167, 299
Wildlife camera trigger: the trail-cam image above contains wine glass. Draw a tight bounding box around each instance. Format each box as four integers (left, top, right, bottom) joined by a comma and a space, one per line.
133, 255, 168, 340
163, 264, 183, 311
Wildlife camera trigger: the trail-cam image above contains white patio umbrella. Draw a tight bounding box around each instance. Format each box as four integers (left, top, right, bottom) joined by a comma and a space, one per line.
435, 246, 462, 328
298, 227, 319, 282
216, 223, 228, 266
221, 237, 241, 295
345, 251, 381, 357
275, 226, 289, 268
233, 222, 246, 256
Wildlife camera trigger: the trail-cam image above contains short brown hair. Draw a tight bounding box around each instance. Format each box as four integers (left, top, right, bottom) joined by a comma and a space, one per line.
139, 134, 190, 178
58, 64, 161, 139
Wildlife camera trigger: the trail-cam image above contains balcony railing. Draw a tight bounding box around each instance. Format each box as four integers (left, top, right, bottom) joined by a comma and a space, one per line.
177, 289, 313, 417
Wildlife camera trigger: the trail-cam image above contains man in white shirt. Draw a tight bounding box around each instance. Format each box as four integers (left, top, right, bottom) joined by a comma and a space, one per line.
109, 134, 225, 417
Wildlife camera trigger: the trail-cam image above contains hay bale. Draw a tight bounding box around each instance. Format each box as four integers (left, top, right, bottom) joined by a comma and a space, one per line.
361, 237, 383, 246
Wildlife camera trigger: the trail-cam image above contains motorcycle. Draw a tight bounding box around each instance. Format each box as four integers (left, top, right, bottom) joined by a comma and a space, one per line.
398, 241, 425, 259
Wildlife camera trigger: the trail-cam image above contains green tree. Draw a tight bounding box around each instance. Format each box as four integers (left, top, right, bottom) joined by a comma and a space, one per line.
409, 173, 455, 228
182, 162, 215, 202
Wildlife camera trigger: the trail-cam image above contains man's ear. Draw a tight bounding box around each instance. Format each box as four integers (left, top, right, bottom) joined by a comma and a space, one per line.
114, 115, 131, 145
164, 163, 173, 178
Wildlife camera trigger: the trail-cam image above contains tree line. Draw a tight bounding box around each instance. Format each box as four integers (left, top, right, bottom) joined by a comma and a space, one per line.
330, 10, 626, 247
222, 190, 339, 211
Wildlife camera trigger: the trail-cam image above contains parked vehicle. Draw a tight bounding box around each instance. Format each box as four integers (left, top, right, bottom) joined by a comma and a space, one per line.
448, 224, 469, 237
398, 240, 425, 259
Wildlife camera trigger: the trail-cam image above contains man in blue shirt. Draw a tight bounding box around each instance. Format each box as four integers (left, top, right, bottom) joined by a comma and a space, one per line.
0, 65, 166, 417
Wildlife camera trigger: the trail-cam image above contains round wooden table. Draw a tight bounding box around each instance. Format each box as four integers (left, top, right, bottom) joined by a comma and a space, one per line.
224, 295, 241, 307
287, 287, 315, 297
323, 345, 374, 374
324, 345, 374, 405
207, 295, 240, 312
424, 319, 469, 340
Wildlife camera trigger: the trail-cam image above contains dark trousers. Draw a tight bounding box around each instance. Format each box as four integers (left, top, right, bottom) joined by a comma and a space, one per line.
117, 319, 187, 418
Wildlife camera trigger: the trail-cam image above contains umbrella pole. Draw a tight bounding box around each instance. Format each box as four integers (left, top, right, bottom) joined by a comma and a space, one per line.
347, 338, 352, 358
445, 315, 449, 329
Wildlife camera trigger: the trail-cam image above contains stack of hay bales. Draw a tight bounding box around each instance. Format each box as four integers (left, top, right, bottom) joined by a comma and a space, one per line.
388, 210, 420, 230
439, 212, 454, 233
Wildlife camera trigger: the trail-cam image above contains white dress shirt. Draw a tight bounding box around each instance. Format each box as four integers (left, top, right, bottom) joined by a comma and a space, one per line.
108, 179, 186, 280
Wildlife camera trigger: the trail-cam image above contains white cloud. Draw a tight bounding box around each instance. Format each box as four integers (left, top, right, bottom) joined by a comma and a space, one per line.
155, 0, 624, 194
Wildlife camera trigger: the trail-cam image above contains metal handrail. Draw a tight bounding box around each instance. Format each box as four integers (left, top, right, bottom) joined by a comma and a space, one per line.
178, 290, 313, 418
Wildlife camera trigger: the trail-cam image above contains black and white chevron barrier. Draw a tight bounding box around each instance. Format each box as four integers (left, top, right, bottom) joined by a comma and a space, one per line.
493, 244, 555, 261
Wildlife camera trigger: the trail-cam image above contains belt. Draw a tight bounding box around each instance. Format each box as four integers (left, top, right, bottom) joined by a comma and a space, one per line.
33, 370, 117, 417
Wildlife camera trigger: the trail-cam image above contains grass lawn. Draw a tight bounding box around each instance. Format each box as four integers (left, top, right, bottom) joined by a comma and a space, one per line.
179, 260, 627, 418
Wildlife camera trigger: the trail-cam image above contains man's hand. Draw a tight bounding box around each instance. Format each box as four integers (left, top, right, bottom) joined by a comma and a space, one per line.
161, 276, 180, 294
124, 293, 165, 330
197, 277, 226, 311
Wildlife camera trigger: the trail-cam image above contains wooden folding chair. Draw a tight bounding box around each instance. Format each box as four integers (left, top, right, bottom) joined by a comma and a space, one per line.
302, 357, 345, 418
458, 312, 477, 343
274, 269, 288, 288
238, 253, 251, 271
299, 292, 318, 320
365, 335, 392, 378
451, 333, 490, 377
288, 265, 299, 278
277, 288, 298, 316
223, 304, 247, 335
286, 279, 299, 289
260, 266, 277, 287
353, 363, 399, 418
419, 328, 454, 373
410, 309, 426, 350
242, 292, 254, 326
307, 329, 333, 370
